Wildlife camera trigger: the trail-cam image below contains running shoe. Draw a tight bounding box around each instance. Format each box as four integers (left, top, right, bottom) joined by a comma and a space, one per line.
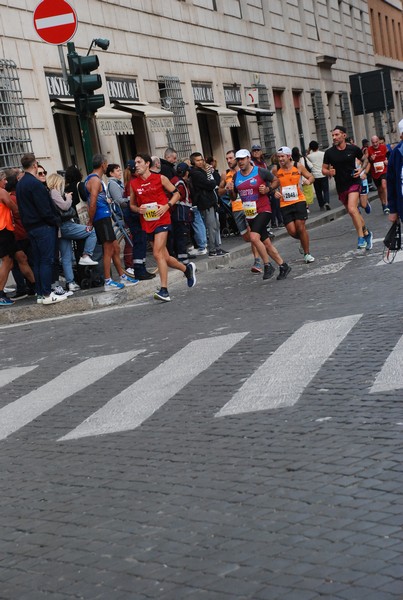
104, 279, 124, 291
325, 203, 331, 211
263, 263, 275, 280
36, 295, 44, 304
195, 248, 208, 255
364, 231, 373, 250
304, 253, 315, 263
12, 290, 28, 301
251, 258, 263, 273
277, 263, 292, 280
364, 201, 371, 214
120, 274, 139, 286
216, 248, 229, 256
0, 295, 14, 306
185, 262, 197, 288
53, 284, 73, 297
357, 237, 367, 249
208, 251, 217, 257
68, 282, 81, 292
154, 288, 171, 302
383, 206, 390, 215
42, 291, 67, 305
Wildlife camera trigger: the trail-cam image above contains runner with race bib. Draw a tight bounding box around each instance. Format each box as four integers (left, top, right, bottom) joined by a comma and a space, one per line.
272, 146, 315, 264
230, 149, 291, 281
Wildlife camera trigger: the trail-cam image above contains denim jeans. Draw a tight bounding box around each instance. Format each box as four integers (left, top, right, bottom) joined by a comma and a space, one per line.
201, 207, 219, 253
191, 207, 207, 250
28, 224, 57, 296
59, 220, 97, 283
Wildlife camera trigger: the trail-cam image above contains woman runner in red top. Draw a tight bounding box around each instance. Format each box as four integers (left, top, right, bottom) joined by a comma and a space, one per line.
130, 153, 196, 302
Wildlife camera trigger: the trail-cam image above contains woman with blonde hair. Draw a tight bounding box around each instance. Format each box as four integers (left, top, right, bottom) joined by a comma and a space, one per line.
47, 172, 98, 292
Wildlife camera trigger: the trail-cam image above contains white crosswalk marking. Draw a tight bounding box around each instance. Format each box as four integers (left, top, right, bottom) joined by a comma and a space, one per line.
0, 365, 37, 388
370, 334, 403, 393
216, 315, 362, 417
0, 351, 142, 441
60, 333, 247, 441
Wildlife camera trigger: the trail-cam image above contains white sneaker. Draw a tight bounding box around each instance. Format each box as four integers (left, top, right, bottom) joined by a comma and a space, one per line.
42, 291, 67, 305
304, 253, 315, 263
53, 284, 73, 297
195, 248, 208, 255
68, 282, 81, 292
126, 267, 135, 276
79, 255, 98, 266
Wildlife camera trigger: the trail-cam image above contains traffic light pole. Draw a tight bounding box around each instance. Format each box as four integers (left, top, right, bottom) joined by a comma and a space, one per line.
78, 115, 93, 175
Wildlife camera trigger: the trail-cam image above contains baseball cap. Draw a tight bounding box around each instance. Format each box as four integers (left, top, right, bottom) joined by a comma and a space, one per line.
333, 125, 346, 133
235, 149, 251, 159
126, 159, 135, 171
277, 146, 292, 155
176, 162, 190, 176
399, 119, 403, 135
251, 144, 261, 151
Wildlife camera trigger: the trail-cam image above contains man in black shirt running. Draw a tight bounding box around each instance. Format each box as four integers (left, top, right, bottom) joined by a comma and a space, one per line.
322, 126, 372, 250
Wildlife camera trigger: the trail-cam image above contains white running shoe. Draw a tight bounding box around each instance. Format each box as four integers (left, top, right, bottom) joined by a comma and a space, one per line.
68, 282, 81, 292
304, 253, 315, 263
79, 255, 98, 266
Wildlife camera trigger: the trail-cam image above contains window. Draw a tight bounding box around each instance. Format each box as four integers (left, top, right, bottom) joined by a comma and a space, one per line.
0, 59, 32, 168
158, 76, 192, 158
273, 90, 286, 146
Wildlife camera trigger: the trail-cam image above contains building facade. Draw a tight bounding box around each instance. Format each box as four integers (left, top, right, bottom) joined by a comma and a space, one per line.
0, 0, 402, 174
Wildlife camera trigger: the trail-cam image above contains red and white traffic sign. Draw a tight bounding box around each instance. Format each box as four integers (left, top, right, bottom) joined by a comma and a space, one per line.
34, 0, 78, 45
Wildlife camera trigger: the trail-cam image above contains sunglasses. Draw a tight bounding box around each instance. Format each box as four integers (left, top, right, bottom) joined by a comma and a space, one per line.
38, 170, 47, 176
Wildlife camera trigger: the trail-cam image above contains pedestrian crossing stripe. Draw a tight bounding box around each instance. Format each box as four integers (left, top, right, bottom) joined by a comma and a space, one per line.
216, 315, 362, 417
1, 319, 403, 441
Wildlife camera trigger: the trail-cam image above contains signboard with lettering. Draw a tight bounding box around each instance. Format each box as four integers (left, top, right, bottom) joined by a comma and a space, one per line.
219, 114, 240, 128
97, 118, 133, 136
192, 83, 214, 103
148, 116, 175, 133
45, 72, 72, 98
224, 86, 242, 106
106, 77, 139, 102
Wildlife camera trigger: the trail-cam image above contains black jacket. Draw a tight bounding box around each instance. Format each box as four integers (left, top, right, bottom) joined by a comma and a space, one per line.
16, 172, 60, 231
189, 167, 218, 210
159, 158, 176, 180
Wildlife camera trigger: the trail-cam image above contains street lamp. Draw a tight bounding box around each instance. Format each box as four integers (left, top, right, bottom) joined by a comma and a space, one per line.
87, 38, 110, 56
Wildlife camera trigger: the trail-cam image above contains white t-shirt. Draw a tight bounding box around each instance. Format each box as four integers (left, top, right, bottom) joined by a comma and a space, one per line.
307, 150, 325, 179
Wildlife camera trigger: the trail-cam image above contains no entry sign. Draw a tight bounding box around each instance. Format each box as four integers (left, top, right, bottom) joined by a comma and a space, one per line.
34, 0, 78, 45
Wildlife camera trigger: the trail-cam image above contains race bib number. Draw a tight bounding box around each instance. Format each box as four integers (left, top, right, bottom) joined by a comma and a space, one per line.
374, 161, 384, 173
282, 185, 299, 201
243, 201, 257, 219
143, 202, 159, 221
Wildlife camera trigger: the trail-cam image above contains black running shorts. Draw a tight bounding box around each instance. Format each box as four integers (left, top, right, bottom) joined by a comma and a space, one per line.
94, 217, 116, 244
280, 201, 308, 225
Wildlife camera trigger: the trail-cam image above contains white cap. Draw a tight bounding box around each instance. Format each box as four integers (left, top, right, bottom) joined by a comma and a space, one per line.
399, 119, 403, 135
235, 149, 251, 159
277, 146, 292, 155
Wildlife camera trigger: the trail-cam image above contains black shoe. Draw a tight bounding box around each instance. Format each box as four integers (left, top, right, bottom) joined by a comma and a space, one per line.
12, 290, 28, 301
277, 263, 292, 280
208, 251, 218, 257
325, 203, 331, 211
216, 248, 229, 256
263, 263, 275, 280
135, 271, 156, 280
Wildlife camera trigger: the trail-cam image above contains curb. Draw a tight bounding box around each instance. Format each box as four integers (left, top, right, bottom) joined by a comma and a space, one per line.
0, 204, 350, 326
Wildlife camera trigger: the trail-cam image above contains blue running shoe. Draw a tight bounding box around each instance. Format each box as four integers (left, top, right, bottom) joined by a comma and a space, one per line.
154, 288, 171, 302
185, 262, 197, 288
0, 295, 14, 307
120, 274, 139, 286
364, 201, 371, 214
357, 236, 367, 249
365, 231, 373, 250
104, 279, 124, 291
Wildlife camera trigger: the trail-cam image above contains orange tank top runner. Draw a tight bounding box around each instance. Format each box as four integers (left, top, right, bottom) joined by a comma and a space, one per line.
0, 201, 14, 232
276, 166, 306, 208
226, 169, 243, 212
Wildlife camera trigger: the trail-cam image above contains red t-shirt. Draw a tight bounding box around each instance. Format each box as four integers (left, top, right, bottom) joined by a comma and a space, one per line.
368, 144, 388, 179
130, 172, 171, 233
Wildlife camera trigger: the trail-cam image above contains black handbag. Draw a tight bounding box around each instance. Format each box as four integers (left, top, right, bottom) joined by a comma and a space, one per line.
58, 205, 77, 222
383, 219, 401, 263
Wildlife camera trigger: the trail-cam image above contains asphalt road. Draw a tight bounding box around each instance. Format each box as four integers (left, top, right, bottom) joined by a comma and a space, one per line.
1, 201, 402, 600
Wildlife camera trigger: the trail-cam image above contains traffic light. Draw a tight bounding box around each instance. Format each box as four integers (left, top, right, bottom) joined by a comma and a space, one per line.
67, 42, 105, 118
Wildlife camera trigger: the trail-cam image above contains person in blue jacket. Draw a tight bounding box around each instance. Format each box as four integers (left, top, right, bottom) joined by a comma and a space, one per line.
386, 119, 403, 223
